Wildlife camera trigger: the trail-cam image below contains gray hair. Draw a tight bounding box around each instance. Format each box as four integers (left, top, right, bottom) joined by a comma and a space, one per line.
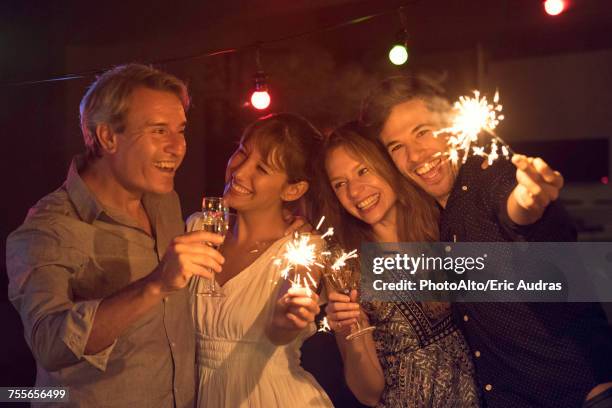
79, 63, 190, 159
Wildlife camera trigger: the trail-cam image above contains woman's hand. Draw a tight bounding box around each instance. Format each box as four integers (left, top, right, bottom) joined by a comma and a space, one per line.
271, 287, 320, 331
325, 289, 361, 335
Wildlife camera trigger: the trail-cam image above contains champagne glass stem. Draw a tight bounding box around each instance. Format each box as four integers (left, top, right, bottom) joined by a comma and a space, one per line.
208, 244, 220, 294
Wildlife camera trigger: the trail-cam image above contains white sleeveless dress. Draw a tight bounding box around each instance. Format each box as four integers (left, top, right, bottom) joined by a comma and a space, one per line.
190, 233, 333, 408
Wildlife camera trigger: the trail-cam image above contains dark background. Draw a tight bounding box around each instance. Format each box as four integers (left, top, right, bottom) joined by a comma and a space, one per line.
2, 0, 612, 405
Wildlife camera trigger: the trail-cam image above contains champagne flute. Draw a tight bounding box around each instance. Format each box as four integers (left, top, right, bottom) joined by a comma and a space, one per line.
197, 197, 230, 297
324, 247, 375, 340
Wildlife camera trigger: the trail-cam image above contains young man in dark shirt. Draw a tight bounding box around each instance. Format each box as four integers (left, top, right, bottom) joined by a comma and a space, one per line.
361, 75, 612, 408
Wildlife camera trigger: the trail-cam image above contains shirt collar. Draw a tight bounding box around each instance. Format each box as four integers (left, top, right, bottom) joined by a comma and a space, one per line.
65, 155, 105, 224
65, 155, 165, 232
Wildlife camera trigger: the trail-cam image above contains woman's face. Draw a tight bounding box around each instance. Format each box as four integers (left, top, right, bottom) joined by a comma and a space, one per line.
223, 139, 290, 212
325, 145, 398, 227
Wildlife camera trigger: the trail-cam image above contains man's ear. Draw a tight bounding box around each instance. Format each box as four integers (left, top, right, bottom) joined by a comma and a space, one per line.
95, 123, 118, 154
281, 180, 309, 203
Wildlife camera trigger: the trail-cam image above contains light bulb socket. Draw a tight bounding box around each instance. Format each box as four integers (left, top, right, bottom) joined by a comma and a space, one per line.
253, 71, 268, 92
394, 29, 409, 47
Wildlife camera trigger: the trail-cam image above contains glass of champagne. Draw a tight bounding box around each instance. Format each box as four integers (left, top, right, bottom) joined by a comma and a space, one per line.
324, 247, 375, 340
197, 197, 230, 297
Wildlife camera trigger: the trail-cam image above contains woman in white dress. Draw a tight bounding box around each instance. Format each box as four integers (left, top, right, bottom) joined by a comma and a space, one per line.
188, 113, 333, 408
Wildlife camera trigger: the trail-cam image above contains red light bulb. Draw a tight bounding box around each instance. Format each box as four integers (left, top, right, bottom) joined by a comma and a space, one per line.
250, 91, 271, 110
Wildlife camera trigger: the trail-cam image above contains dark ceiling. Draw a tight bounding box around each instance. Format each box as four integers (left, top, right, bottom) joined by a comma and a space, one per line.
2, 0, 612, 82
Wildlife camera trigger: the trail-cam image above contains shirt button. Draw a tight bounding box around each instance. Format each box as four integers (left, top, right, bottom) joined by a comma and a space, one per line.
485, 384, 493, 392
474, 350, 481, 358
163, 297, 169, 302
462, 185, 468, 191
463, 314, 469, 322
171, 342, 176, 348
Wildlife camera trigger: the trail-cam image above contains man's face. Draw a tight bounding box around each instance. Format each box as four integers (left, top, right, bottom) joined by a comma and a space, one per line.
111, 87, 187, 195
379, 99, 456, 205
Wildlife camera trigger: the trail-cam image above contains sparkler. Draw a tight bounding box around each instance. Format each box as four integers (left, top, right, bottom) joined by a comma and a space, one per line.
276, 216, 366, 337
318, 316, 332, 333
276, 217, 359, 306
277, 216, 335, 287
436, 90, 513, 165
323, 247, 375, 340
283, 233, 317, 271
320, 227, 334, 240
330, 249, 359, 271
315, 216, 326, 231
324, 248, 359, 294
279, 232, 321, 295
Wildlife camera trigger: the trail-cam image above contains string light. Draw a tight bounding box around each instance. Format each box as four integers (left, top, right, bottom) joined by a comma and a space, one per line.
389, 6, 410, 66
250, 72, 271, 110
389, 44, 408, 65
3, 5, 416, 87
248, 47, 271, 110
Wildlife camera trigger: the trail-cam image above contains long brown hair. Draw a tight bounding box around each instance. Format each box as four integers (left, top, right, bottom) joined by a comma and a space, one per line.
80, 63, 190, 160
313, 122, 439, 250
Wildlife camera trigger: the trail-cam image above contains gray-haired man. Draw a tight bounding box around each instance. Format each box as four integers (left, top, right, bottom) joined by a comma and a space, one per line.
7, 64, 224, 407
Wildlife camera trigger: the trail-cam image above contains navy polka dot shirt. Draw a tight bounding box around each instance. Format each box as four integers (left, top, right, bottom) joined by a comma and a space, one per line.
440, 156, 612, 408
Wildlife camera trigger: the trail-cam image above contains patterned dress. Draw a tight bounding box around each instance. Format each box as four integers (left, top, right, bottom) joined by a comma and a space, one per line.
363, 300, 480, 408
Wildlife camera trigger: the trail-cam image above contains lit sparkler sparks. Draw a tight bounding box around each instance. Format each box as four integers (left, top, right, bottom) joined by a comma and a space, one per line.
315, 216, 326, 231
283, 233, 317, 271
323, 248, 359, 296
320, 227, 334, 240
331, 249, 359, 271
280, 232, 320, 293
436, 90, 513, 165
276, 216, 357, 297
318, 316, 332, 333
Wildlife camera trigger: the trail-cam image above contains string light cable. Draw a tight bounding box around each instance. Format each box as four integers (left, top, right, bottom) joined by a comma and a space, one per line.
1, 2, 420, 87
